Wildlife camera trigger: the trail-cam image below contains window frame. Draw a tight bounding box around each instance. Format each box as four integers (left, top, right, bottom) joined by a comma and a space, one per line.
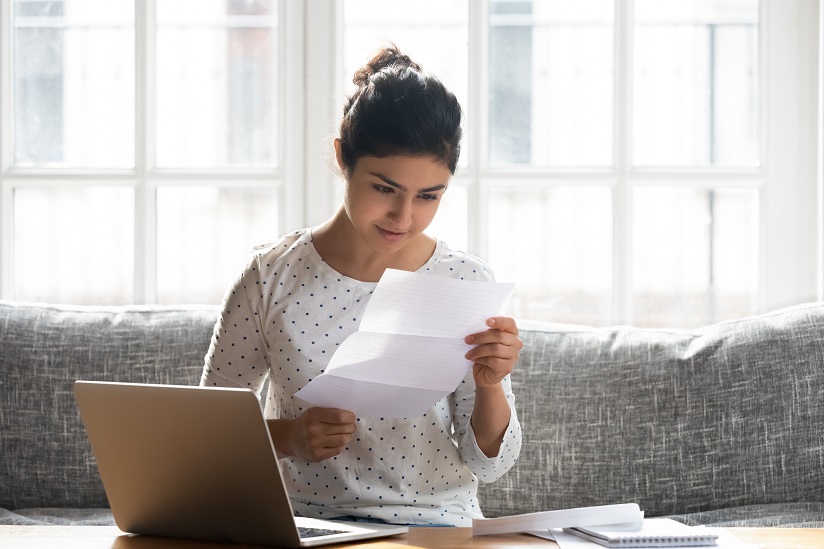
0, 0, 821, 325
313, 0, 821, 325
0, 0, 306, 304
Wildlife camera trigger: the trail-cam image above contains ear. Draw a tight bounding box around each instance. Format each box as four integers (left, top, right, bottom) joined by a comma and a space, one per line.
333, 138, 346, 173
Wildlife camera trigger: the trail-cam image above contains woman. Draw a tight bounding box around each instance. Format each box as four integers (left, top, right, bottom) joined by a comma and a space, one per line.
200, 44, 523, 526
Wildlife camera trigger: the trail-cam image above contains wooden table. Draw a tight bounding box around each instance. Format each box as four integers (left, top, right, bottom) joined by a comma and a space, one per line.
2, 525, 824, 548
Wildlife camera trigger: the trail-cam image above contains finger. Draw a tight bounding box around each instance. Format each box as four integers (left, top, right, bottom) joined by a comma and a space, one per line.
465, 341, 520, 363
486, 316, 519, 336
465, 330, 523, 348
313, 407, 356, 425
464, 330, 511, 345
322, 422, 357, 436
326, 432, 353, 448
464, 319, 522, 345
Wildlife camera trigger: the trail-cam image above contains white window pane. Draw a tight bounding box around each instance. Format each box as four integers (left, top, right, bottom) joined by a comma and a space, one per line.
156, 0, 279, 167
633, 187, 758, 327
489, 0, 613, 166
14, 187, 134, 304
342, 0, 468, 166
633, 0, 759, 167
426, 183, 468, 252
12, 0, 134, 167
156, 186, 279, 304
487, 187, 612, 325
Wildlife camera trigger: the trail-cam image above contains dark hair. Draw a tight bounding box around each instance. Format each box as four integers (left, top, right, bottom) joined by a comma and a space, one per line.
338, 44, 463, 174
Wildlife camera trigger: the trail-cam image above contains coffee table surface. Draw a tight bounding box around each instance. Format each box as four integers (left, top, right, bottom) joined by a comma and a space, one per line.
2, 525, 824, 548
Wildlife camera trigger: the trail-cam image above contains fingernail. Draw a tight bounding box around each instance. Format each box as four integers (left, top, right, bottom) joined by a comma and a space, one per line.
465, 335, 473, 343
487, 318, 496, 327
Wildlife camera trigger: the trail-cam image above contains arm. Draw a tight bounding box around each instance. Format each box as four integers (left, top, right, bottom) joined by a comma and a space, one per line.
200, 255, 270, 394
464, 316, 524, 457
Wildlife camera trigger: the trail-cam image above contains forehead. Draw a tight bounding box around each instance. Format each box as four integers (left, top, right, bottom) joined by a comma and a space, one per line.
352, 155, 452, 186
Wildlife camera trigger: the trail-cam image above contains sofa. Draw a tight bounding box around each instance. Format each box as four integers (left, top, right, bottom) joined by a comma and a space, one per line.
1, 299, 823, 527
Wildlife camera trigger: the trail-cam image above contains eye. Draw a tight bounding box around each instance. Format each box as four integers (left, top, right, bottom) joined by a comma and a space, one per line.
373, 184, 395, 194
418, 193, 440, 202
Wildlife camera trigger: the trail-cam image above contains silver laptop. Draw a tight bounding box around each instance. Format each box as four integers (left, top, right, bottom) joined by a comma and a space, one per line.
73, 381, 408, 547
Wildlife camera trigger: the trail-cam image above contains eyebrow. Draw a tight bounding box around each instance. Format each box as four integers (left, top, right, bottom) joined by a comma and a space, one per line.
370, 172, 447, 194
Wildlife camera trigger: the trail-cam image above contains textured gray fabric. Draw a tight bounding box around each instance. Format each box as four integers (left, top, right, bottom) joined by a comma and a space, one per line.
477, 301, 824, 519
666, 502, 824, 527
3, 299, 823, 527
0, 301, 218, 510
0, 507, 115, 526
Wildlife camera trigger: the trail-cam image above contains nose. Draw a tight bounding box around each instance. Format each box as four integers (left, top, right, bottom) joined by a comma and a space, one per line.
389, 196, 413, 228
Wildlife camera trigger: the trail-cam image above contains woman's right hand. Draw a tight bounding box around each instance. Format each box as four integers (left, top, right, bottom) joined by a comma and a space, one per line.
268, 407, 356, 462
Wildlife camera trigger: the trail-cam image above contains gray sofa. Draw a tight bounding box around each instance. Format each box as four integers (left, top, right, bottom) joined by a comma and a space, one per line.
1, 299, 823, 527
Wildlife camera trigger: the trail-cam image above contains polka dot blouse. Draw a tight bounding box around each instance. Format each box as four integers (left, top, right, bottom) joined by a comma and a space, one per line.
200, 228, 522, 526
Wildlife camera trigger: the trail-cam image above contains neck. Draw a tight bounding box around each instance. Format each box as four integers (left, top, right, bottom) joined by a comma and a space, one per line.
312, 207, 435, 282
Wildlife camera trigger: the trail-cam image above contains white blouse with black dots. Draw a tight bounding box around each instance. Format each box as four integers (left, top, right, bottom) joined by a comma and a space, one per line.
200, 228, 522, 526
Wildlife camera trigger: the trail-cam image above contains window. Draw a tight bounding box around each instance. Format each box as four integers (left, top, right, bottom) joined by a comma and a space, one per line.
1, 0, 298, 306
333, 0, 819, 327
1, 0, 820, 329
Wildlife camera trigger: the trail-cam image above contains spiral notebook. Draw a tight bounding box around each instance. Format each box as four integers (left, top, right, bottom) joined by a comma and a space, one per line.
564, 518, 718, 548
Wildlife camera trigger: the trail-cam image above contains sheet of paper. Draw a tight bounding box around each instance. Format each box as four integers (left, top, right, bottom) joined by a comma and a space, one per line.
548, 527, 757, 549
472, 504, 643, 537
294, 269, 515, 418
358, 268, 514, 337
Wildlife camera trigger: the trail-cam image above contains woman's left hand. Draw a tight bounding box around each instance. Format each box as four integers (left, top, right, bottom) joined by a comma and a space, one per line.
464, 316, 523, 388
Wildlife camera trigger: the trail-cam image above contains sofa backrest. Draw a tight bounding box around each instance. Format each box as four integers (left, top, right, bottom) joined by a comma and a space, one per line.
0, 301, 218, 510
3, 299, 824, 517
478, 301, 824, 518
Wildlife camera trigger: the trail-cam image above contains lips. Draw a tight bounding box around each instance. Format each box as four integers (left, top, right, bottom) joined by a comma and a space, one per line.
377, 227, 407, 241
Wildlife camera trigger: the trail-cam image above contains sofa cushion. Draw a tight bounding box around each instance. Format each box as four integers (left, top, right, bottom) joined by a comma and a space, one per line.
0, 301, 218, 510
478, 301, 824, 518
667, 502, 824, 527
0, 507, 115, 526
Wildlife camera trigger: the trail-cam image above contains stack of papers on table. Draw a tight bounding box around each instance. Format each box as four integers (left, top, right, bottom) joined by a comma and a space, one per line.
473, 504, 755, 548
472, 503, 644, 537
564, 518, 718, 547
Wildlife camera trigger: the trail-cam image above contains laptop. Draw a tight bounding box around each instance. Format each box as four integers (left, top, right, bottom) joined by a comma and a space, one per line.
73, 381, 409, 547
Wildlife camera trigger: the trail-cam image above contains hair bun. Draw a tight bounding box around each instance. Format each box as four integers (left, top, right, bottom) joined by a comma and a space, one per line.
352, 43, 422, 86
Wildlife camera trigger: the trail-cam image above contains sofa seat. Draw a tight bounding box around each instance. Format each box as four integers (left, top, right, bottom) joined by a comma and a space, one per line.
0, 508, 115, 526
5, 503, 824, 528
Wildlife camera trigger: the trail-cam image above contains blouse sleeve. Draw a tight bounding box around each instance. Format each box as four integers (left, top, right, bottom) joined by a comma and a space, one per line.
199, 253, 271, 397
451, 369, 523, 483
443, 253, 522, 482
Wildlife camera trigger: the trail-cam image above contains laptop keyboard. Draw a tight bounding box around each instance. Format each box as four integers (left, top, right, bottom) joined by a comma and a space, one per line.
298, 526, 348, 539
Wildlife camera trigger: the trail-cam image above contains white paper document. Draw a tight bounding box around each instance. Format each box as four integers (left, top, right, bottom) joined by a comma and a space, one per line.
564, 518, 719, 547
546, 526, 755, 549
472, 503, 644, 537
293, 268, 515, 418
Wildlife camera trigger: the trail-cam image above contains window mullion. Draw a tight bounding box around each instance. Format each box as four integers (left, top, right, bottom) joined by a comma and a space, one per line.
134, 0, 155, 304
760, 0, 819, 313
613, 0, 633, 325
1, 0, 11, 299
468, 0, 488, 260
303, 0, 334, 228
819, 0, 824, 301
282, 0, 306, 232
0, 180, 11, 301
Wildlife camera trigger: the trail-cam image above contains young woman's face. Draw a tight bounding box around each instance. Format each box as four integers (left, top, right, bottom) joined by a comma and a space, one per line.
342, 154, 451, 255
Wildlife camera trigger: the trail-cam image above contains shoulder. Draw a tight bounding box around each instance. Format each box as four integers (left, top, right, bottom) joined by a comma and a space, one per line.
248, 229, 311, 267
426, 241, 496, 282
229, 229, 314, 283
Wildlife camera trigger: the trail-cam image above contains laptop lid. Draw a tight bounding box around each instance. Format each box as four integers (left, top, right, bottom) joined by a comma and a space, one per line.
73, 381, 408, 547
